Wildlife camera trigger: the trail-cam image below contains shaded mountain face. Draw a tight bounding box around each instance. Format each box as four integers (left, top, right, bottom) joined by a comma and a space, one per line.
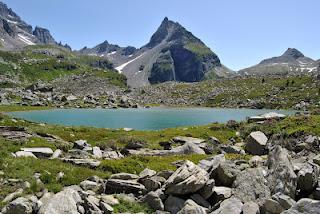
0, 1, 59, 50
33, 26, 57, 45
239, 48, 318, 76
90, 17, 233, 87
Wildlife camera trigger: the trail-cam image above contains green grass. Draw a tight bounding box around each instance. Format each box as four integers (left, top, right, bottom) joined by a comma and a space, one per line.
0, 46, 127, 88
99, 154, 207, 174
113, 197, 154, 213
185, 42, 213, 57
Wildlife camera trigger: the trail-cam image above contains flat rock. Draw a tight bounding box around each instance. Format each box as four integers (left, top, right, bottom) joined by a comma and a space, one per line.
105, 179, 146, 195
21, 147, 53, 158
282, 198, 320, 214
110, 173, 139, 180
15, 151, 37, 158
172, 136, 205, 145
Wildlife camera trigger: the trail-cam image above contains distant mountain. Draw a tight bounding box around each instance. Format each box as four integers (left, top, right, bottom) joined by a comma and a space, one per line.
0, 1, 67, 50
239, 48, 318, 76
81, 17, 233, 87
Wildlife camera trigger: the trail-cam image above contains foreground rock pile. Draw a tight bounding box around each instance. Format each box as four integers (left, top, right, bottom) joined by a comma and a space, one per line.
3, 137, 320, 213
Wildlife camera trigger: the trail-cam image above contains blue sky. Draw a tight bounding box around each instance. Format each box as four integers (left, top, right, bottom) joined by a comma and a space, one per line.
3, 0, 319, 70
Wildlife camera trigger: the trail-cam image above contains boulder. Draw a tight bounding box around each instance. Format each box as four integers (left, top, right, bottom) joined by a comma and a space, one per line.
61, 158, 101, 168
263, 198, 284, 214
198, 154, 225, 172
164, 195, 185, 214
243, 201, 260, 214
110, 173, 139, 180
99, 195, 119, 206
245, 131, 268, 155
211, 186, 232, 204
177, 200, 208, 214
165, 160, 209, 195
99, 201, 113, 214
267, 146, 297, 198
38, 187, 82, 214
211, 197, 243, 214
170, 142, 206, 155
92, 146, 103, 159
282, 198, 320, 214
15, 151, 37, 158
144, 190, 165, 211
140, 176, 165, 192
1, 197, 33, 214
214, 160, 240, 186
190, 194, 210, 208
172, 136, 205, 145
199, 179, 215, 200
50, 149, 62, 159
233, 168, 271, 206
272, 193, 296, 210
249, 156, 264, 168
80, 180, 103, 193
105, 179, 146, 195
74, 140, 91, 150
84, 195, 102, 214
297, 162, 320, 194
139, 168, 157, 178
20, 147, 53, 158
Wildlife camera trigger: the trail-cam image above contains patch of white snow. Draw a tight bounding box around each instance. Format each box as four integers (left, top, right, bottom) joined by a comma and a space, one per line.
18, 34, 35, 45
115, 53, 145, 73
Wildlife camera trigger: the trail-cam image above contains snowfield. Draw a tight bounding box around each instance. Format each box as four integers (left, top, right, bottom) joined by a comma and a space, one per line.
115, 53, 145, 73
18, 34, 35, 45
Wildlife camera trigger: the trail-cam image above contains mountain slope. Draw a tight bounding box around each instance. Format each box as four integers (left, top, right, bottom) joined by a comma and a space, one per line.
82, 18, 233, 87
239, 48, 318, 76
0, 1, 58, 50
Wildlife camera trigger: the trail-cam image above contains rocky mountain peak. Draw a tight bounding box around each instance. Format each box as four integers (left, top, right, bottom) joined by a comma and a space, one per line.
33, 26, 57, 45
282, 48, 304, 59
145, 17, 180, 48
0, 2, 18, 20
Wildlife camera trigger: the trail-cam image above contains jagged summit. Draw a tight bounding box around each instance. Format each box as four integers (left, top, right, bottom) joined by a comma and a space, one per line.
282, 48, 304, 59
33, 26, 57, 45
0, 1, 63, 50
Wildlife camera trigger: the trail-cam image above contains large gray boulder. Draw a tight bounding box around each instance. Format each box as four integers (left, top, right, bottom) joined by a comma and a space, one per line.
233, 168, 271, 206
164, 195, 186, 214
143, 190, 165, 211
170, 142, 206, 155
1, 197, 33, 214
105, 179, 146, 195
198, 154, 225, 172
38, 187, 82, 214
245, 131, 268, 155
267, 146, 297, 198
214, 160, 240, 187
282, 198, 320, 214
20, 147, 54, 158
297, 162, 320, 194
242, 201, 260, 214
177, 199, 208, 214
211, 197, 243, 214
165, 160, 209, 195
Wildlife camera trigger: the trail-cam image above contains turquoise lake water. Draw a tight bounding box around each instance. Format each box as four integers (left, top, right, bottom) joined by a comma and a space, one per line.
8, 108, 294, 130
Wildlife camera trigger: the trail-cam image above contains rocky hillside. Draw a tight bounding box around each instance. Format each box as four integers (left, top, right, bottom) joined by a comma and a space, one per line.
239, 48, 318, 76
81, 18, 233, 87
